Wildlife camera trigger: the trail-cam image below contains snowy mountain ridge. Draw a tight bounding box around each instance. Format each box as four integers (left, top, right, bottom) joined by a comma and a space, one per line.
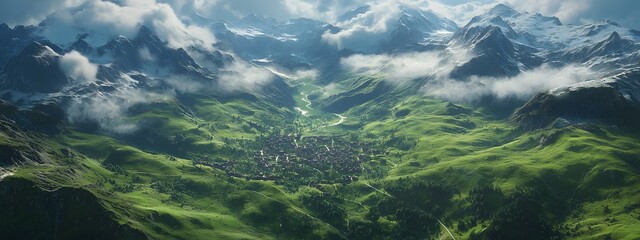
0, 3, 640, 132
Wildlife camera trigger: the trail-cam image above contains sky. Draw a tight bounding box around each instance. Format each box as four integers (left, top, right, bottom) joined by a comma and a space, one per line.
0, 0, 639, 30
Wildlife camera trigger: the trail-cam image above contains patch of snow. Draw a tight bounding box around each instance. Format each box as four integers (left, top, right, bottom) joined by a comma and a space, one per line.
34, 45, 61, 59
274, 35, 298, 42
468, 8, 640, 52
263, 66, 292, 79
228, 27, 266, 38
549, 75, 616, 96
294, 107, 308, 116
253, 58, 273, 63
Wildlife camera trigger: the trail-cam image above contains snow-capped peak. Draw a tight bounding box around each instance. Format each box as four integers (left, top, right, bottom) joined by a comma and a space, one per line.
397, 5, 458, 32
33, 44, 61, 60
487, 4, 520, 18
460, 4, 638, 52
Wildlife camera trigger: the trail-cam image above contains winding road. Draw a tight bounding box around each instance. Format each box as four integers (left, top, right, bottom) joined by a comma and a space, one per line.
295, 88, 347, 128
300, 93, 313, 109
328, 114, 347, 127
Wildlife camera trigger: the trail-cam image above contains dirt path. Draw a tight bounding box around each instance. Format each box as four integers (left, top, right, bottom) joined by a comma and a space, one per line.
362, 181, 394, 198
438, 220, 457, 240
328, 114, 347, 127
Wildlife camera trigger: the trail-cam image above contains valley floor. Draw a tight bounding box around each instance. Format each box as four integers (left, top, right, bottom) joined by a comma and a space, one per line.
1, 76, 639, 240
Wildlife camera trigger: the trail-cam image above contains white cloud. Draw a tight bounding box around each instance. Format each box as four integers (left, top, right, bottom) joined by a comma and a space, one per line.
322, 1, 403, 51
164, 60, 276, 94
218, 61, 274, 93
205, 0, 639, 30
39, 0, 215, 50
162, 61, 278, 94
322, 83, 341, 96
342, 49, 596, 102
424, 0, 496, 27
176, 0, 361, 23
292, 69, 319, 80
164, 75, 207, 93
66, 86, 165, 134
341, 49, 470, 85
138, 47, 156, 62
490, 65, 594, 99
422, 78, 489, 102
0, 0, 86, 27
59, 51, 98, 84
422, 64, 596, 102
1, 0, 638, 31
282, 0, 360, 23
426, 0, 640, 30
502, 0, 590, 24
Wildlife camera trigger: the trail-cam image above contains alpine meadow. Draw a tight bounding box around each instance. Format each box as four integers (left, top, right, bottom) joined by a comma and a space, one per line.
0, 0, 640, 239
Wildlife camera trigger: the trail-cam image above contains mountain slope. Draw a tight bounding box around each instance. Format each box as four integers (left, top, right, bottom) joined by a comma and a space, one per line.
1, 3, 640, 240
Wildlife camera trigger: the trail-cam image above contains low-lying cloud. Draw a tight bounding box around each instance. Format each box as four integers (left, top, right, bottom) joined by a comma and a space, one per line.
290, 69, 319, 80
66, 85, 164, 134
59, 51, 98, 84
163, 60, 275, 94
0, 0, 86, 26
422, 64, 596, 102
420, 0, 640, 30
341, 49, 469, 85
2, 0, 638, 32
164, 75, 207, 94
218, 61, 274, 93
39, 0, 216, 50
342, 50, 596, 102
322, 1, 402, 51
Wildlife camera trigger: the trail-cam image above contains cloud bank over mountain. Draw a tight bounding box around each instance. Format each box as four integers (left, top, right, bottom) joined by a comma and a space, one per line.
422, 64, 596, 102
3, 0, 216, 50
341, 50, 469, 85
0, 0, 637, 133
66, 87, 164, 134
342, 51, 597, 102
59, 51, 98, 84
2, 0, 638, 30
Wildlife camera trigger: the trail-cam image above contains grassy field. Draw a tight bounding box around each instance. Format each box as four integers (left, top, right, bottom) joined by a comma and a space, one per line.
345, 96, 640, 239
1, 75, 639, 239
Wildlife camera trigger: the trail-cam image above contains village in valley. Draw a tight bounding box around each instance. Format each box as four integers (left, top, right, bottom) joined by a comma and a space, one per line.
185, 77, 420, 190
193, 132, 392, 190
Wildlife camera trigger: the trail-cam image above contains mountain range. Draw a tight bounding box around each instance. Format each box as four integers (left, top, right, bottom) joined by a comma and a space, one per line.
1, 2, 639, 240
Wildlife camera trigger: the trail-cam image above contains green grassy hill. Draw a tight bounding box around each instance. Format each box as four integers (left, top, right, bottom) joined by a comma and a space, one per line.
1, 75, 639, 239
